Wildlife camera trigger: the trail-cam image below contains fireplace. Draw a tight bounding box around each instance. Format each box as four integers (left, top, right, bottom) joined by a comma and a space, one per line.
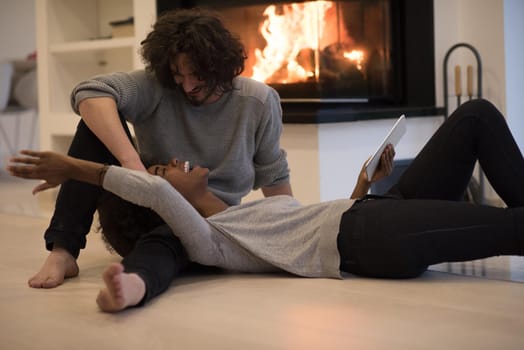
157, 0, 439, 122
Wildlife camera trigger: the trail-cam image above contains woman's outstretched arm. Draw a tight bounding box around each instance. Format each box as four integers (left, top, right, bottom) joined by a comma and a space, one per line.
8, 150, 227, 266
8, 150, 106, 192
9, 150, 229, 217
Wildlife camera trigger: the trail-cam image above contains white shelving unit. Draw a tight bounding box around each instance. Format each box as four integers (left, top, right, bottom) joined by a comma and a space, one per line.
36, 0, 156, 151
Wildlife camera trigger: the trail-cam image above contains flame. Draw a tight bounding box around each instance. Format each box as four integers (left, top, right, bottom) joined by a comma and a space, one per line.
344, 49, 364, 70
251, 1, 334, 83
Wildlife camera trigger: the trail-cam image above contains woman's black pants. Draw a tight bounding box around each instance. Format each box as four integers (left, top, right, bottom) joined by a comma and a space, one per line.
337, 99, 524, 278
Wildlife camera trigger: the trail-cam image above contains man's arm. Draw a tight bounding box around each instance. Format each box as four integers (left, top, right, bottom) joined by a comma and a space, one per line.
78, 97, 145, 171
261, 182, 293, 197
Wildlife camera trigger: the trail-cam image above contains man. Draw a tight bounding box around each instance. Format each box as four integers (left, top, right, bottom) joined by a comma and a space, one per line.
29, 8, 292, 290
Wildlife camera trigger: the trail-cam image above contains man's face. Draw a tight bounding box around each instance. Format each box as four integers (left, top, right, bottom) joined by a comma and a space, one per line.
170, 54, 220, 105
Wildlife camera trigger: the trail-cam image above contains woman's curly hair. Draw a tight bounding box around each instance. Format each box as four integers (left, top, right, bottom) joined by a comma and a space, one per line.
140, 8, 247, 94
96, 191, 165, 257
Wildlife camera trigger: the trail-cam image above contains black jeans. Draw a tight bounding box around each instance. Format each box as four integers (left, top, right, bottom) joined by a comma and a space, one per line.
43, 120, 120, 258
337, 99, 524, 278
44, 118, 187, 303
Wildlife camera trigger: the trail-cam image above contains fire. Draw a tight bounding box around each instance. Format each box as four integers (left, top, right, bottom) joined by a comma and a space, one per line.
343, 50, 364, 70
250, 1, 365, 84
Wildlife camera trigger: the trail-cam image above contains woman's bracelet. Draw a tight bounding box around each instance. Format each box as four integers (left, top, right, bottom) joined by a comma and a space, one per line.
98, 164, 110, 187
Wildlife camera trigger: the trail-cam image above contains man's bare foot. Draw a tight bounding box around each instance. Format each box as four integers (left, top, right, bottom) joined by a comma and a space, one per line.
28, 248, 79, 288
96, 263, 146, 313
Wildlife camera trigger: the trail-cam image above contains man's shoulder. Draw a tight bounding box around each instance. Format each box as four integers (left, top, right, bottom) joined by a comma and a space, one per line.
87, 69, 160, 89
127, 70, 162, 86
233, 76, 278, 104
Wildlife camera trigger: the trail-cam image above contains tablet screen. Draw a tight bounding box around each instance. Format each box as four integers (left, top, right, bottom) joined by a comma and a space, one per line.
364, 115, 406, 181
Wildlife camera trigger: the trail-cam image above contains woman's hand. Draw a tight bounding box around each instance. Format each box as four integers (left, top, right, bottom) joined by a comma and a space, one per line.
7, 150, 73, 194
350, 144, 396, 199
366, 143, 396, 183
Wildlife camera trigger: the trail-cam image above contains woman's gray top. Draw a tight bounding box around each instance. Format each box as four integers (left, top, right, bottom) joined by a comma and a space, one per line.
103, 166, 354, 279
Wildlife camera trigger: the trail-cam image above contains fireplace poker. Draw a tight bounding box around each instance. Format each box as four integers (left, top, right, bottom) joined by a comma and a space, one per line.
455, 65, 462, 107
467, 65, 473, 101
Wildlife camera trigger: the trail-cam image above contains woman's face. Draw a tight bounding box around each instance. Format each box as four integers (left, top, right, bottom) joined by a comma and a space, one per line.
147, 159, 209, 200
170, 53, 220, 106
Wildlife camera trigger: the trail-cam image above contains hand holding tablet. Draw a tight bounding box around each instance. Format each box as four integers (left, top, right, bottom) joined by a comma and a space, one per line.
364, 115, 407, 181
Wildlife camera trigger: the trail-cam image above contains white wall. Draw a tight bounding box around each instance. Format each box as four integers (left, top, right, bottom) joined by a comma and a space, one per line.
317, 116, 443, 202
504, 0, 524, 152
434, 0, 506, 110
434, 0, 524, 151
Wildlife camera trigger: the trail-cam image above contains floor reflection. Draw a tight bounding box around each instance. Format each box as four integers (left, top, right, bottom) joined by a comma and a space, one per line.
430, 256, 524, 283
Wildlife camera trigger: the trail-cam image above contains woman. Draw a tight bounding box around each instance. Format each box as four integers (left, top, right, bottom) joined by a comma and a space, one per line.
9, 99, 524, 313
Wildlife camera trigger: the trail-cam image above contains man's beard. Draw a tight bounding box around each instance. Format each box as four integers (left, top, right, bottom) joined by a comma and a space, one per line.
182, 86, 216, 106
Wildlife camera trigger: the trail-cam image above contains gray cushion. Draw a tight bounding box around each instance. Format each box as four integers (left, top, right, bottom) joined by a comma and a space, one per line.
13, 68, 38, 109
0, 62, 14, 111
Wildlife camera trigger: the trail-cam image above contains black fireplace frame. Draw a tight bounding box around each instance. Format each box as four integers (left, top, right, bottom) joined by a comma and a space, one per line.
157, 0, 443, 123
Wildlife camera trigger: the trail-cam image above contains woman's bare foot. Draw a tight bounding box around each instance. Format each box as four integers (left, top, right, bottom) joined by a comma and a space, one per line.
28, 248, 79, 288
96, 263, 146, 313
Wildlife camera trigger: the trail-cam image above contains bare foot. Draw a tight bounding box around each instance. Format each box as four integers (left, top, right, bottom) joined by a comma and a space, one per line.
96, 263, 146, 313
28, 248, 79, 288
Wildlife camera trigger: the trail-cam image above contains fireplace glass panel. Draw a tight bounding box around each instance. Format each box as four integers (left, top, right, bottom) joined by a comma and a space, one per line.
216, 0, 394, 102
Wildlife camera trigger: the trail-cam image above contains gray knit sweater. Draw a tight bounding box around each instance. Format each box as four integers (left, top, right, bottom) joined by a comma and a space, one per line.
71, 71, 289, 205
103, 167, 354, 279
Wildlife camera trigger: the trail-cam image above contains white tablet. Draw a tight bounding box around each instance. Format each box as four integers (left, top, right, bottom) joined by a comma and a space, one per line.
364, 114, 407, 181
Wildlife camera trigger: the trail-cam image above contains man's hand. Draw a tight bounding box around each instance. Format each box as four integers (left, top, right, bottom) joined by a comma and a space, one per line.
148, 158, 228, 217
120, 157, 147, 172
147, 158, 208, 202
7, 150, 73, 194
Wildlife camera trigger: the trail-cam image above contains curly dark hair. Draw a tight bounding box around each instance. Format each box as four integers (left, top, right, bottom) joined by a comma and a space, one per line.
96, 191, 165, 257
140, 8, 247, 94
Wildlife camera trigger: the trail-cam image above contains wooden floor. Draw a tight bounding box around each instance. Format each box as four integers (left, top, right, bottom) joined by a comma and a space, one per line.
1, 172, 523, 350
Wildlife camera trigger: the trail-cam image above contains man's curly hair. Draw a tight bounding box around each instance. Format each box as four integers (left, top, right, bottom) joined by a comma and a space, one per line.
140, 8, 247, 94
96, 191, 165, 257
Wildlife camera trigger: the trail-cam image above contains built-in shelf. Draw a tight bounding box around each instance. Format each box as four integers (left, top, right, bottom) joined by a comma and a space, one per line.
36, 0, 156, 152
50, 37, 135, 54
